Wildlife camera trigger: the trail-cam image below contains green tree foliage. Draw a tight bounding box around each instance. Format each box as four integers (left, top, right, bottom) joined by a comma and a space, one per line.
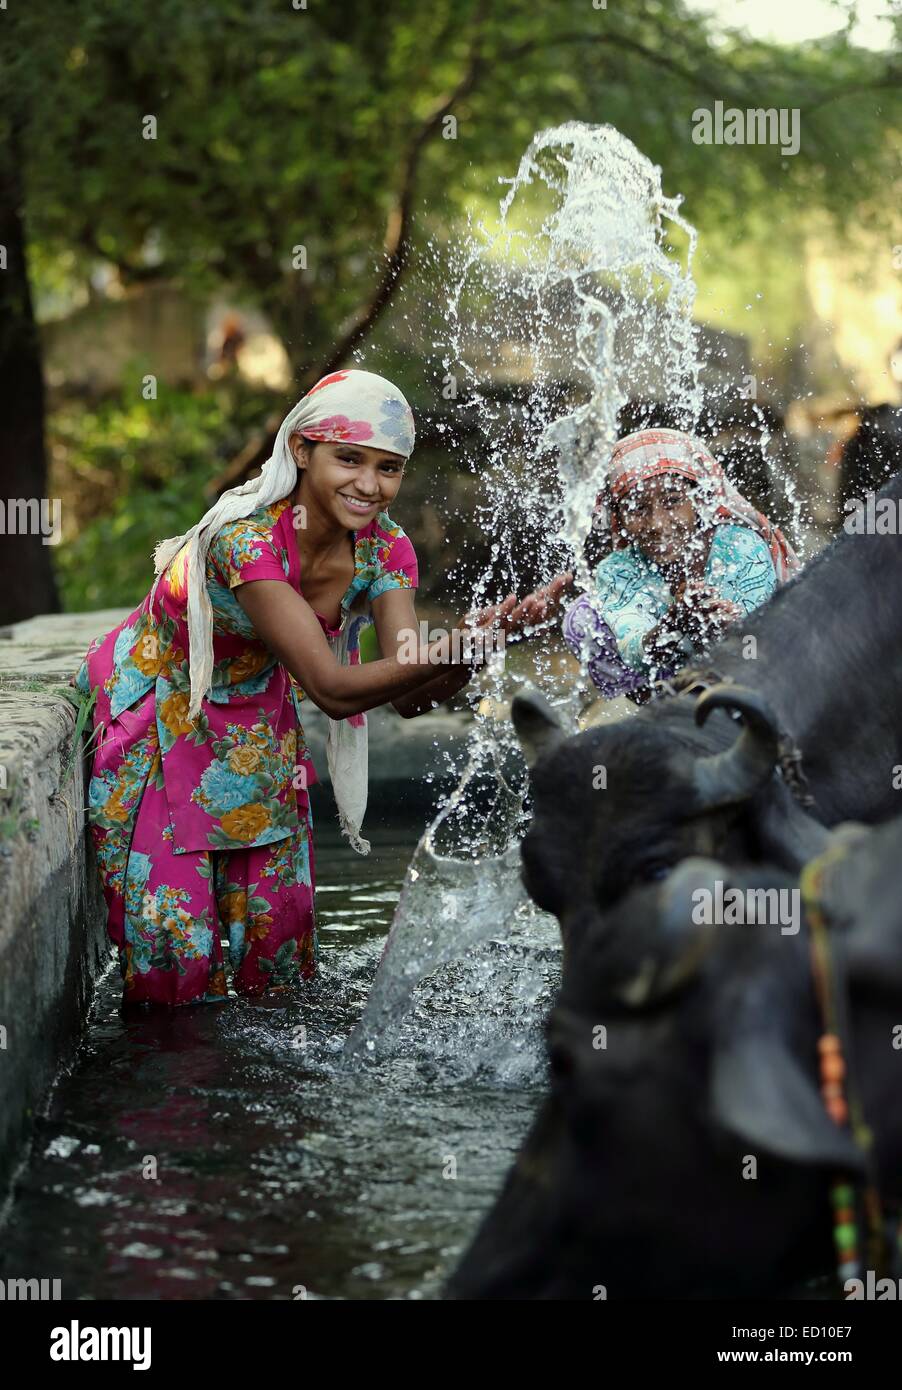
51, 381, 275, 610
3, 1, 899, 620
7, 0, 899, 382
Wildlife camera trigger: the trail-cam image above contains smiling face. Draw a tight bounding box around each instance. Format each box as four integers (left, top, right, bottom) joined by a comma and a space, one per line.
290, 433, 405, 531
615, 474, 699, 567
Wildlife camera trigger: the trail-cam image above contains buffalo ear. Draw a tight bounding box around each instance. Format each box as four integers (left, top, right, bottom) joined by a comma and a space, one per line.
511, 689, 566, 769
710, 1035, 867, 1173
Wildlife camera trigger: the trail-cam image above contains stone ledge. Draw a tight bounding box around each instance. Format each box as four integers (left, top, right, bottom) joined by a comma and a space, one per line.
0, 611, 130, 1194
0, 683, 108, 1198
0, 608, 132, 689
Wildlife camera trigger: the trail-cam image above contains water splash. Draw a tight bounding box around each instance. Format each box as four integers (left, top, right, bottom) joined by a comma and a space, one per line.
496, 121, 701, 564
343, 739, 534, 1057
350, 122, 706, 1053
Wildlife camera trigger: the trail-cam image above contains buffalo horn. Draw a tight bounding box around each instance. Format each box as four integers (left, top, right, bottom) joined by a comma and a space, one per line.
691, 684, 781, 810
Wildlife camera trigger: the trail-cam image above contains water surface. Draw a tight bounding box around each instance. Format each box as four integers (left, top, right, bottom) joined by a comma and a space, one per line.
0, 817, 550, 1301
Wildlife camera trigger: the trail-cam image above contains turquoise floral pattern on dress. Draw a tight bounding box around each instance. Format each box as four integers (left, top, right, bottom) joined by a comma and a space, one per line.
594, 523, 778, 672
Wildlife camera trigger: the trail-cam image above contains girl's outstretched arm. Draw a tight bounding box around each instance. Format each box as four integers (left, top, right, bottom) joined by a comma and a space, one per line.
505, 571, 575, 632
235, 578, 473, 720
372, 588, 518, 718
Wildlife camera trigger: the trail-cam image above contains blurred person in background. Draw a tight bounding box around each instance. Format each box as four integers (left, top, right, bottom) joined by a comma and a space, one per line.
506, 426, 800, 702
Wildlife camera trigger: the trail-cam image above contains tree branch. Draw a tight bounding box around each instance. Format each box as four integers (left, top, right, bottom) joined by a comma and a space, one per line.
805, 67, 901, 111
211, 14, 882, 496
307, 0, 491, 386
207, 3, 492, 495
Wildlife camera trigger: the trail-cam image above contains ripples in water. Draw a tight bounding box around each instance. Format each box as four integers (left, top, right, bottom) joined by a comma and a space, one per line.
0, 819, 555, 1300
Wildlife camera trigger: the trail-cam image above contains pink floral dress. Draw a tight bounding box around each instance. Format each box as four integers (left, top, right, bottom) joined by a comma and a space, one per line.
72, 498, 418, 1008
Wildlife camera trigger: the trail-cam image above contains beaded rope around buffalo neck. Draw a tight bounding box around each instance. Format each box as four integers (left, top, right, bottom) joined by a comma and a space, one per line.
656, 667, 899, 1281
800, 843, 894, 1289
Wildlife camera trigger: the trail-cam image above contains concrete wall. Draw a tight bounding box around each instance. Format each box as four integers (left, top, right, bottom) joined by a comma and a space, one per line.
42, 284, 205, 394
0, 611, 121, 1197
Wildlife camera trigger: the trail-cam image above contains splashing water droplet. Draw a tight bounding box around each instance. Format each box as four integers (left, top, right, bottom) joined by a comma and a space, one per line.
350, 122, 708, 1053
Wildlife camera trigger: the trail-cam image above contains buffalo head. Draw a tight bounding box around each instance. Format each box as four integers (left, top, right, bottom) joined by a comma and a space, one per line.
447, 825, 902, 1299
512, 684, 830, 949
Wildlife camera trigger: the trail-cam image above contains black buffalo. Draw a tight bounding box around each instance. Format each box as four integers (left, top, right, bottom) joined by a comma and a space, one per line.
514, 468, 902, 947
447, 817, 902, 1299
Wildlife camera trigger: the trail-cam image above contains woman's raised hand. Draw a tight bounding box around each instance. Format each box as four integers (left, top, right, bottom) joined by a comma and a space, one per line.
674, 582, 744, 642
504, 572, 576, 634
457, 571, 576, 654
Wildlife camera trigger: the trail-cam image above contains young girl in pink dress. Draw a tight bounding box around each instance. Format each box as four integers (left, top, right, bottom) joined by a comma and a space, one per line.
72, 369, 512, 1009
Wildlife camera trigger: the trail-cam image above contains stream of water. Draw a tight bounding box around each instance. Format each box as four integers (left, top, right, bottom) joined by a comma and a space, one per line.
352, 123, 714, 1049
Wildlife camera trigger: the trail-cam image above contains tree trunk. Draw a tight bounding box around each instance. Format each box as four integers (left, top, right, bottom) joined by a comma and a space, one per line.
0, 138, 61, 624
